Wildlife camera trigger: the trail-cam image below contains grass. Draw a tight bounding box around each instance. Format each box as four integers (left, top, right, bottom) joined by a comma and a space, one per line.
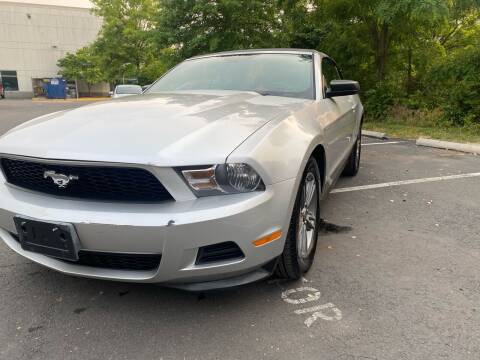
364, 121, 480, 143
364, 107, 480, 144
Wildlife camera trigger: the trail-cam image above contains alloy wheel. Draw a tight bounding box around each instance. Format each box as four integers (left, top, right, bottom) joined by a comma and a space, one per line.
297, 172, 318, 259
355, 135, 361, 169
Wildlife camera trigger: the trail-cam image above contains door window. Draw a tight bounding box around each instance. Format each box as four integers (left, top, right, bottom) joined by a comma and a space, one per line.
321, 59, 341, 96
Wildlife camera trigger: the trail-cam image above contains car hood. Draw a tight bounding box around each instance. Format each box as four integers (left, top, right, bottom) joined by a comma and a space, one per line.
0, 91, 309, 166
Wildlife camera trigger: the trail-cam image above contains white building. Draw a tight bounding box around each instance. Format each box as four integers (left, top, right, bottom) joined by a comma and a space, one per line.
0, 0, 108, 98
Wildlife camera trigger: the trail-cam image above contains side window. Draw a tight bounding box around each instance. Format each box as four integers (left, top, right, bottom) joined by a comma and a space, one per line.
321, 59, 341, 96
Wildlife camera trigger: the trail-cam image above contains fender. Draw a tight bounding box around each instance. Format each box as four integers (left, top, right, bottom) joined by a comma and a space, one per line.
227, 103, 328, 247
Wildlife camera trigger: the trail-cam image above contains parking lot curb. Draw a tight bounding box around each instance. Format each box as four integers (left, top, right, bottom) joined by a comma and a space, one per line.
416, 138, 480, 155
31, 97, 108, 102
363, 130, 387, 140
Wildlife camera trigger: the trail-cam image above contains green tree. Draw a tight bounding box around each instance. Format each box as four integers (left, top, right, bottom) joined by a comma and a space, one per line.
437, 0, 480, 49
156, 0, 287, 60
57, 0, 480, 127
388, 1, 448, 95
90, 0, 163, 83
311, 0, 447, 84
426, 43, 480, 126
57, 47, 105, 96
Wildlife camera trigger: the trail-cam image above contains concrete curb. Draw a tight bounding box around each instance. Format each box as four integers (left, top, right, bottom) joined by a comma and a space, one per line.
31, 97, 109, 102
416, 138, 480, 155
363, 130, 387, 140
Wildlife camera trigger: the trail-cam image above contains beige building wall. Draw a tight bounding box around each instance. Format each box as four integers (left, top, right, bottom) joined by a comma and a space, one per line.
0, 1, 105, 98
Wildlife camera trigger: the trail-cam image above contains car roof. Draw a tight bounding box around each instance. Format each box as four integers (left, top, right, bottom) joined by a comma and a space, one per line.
188, 48, 329, 61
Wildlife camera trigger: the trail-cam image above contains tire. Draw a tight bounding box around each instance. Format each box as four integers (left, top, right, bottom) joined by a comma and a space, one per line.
276, 157, 321, 280
342, 126, 362, 176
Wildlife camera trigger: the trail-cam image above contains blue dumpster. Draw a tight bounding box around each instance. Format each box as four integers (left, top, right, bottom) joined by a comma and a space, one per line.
44, 78, 67, 99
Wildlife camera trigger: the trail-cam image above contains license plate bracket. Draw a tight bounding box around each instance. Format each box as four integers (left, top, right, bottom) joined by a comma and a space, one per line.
14, 216, 79, 261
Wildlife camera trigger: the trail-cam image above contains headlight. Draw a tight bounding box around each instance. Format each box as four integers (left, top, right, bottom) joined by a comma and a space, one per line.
180, 163, 265, 196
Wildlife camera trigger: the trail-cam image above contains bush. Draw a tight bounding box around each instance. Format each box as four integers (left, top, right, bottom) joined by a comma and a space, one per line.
385, 105, 444, 127
426, 44, 480, 126
363, 82, 395, 120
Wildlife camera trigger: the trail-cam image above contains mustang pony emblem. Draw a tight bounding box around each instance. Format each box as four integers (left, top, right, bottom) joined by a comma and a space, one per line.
43, 170, 79, 188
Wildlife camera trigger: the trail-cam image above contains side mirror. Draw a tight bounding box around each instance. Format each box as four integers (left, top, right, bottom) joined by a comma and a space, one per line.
325, 80, 360, 98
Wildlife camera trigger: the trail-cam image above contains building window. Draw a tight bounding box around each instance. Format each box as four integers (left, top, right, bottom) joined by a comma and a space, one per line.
0, 71, 19, 91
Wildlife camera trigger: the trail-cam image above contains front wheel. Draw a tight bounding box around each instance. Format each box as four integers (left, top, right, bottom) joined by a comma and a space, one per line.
276, 157, 321, 280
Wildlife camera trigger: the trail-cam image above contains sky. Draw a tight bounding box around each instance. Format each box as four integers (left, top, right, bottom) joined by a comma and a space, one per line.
0, 0, 93, 8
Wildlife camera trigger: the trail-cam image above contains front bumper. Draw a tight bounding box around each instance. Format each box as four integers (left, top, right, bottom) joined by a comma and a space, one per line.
0, 171, 296, 288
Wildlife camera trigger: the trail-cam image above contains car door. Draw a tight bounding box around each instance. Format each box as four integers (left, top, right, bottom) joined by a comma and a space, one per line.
320, 58, 356, 179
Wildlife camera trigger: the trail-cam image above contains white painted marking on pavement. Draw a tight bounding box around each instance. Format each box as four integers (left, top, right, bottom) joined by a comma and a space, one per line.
294, 303, 343, 326
331, 172, 480, 194
281, 286, 343, 327
362, 141, 405, 146
281, 287, 321, 304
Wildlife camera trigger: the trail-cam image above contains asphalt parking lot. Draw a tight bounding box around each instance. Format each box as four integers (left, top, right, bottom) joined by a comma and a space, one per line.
0, 99, 99, 135
0, 100, 479, 360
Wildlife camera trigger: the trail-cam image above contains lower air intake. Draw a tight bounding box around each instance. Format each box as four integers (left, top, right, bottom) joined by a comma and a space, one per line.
10, 232, 161, 271
75, 251, 161, 271
196, 241, 244, 265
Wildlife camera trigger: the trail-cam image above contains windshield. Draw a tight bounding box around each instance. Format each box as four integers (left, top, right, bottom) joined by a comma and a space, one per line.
115, 85, 142, 94
147, 53, 315, 100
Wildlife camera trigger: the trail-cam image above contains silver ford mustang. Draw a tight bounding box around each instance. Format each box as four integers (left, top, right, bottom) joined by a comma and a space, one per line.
0, 49, 363, 290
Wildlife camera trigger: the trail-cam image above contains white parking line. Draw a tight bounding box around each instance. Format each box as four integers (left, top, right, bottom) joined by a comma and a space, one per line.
332, 172, 480, 193
362, 141, 405, 146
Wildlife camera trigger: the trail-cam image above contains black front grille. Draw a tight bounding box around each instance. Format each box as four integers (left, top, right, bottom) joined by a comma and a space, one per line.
76, 251, 161, 271
1, 157, 174, 202
196, 242, 245, 264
